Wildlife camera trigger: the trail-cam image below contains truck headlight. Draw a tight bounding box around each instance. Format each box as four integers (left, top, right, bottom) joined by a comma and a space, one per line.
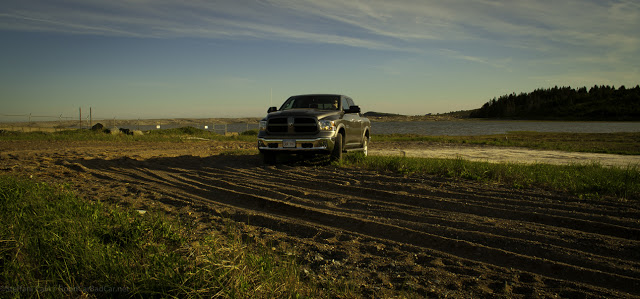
259, 120, 267, 131
318, 120, 336, 131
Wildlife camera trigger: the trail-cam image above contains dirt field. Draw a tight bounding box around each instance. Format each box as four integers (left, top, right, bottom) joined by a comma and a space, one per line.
1, 140, 639, 298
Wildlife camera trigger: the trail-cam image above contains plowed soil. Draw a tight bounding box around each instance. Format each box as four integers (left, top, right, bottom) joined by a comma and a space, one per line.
1, 140, 639, 298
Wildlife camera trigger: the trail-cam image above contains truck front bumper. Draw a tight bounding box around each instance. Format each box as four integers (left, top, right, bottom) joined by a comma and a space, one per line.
257, 137, 335, 152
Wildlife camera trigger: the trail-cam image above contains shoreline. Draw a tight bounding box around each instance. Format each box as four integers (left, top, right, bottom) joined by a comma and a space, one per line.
0, 114, 465, 129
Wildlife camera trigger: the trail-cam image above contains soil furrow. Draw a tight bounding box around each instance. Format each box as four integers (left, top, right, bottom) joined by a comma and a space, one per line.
232, 166, 640, 236
188, 165, 640, 264
168, 174, 640, 294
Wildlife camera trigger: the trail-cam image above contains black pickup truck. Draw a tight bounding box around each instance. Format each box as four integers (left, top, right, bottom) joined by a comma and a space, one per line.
257, 94, 371, 164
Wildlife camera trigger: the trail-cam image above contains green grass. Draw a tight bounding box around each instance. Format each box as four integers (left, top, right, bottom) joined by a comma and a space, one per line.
0, 126, 258, 142
375, 131, 640, 155
340, 154, 640, 200
0, 175, 321, 298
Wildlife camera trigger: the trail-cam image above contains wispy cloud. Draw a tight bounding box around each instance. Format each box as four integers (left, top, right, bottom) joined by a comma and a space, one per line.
1, 0, 638, 67
0, 12, 144, 37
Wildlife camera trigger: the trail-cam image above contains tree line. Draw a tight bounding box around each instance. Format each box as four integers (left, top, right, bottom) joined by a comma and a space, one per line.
469, 85, 640, 121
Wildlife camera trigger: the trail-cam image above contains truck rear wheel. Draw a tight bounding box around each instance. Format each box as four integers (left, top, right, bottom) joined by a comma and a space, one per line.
362, 137, 369, 157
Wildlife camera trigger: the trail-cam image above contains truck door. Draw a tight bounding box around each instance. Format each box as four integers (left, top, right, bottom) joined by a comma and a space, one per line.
342, 97, 362, 147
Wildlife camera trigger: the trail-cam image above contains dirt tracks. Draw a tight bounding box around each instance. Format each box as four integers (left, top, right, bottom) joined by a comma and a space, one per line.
2, 140, 640, 297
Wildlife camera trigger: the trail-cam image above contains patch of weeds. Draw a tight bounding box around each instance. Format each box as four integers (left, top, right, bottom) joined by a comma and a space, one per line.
340, 155, 640, 200
0, 175, 328, 298
219, 149, 259, 156
240, 129, 259, 136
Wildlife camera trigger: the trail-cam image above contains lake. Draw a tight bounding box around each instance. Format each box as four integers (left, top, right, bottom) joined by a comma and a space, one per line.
371, 120, 640, 136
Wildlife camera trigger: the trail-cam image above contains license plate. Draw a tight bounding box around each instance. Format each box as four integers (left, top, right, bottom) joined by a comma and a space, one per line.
283, 139, 296, 148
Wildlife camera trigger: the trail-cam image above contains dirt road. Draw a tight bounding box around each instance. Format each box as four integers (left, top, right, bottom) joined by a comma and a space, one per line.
1, 140, 639, 298
371, 142, 640, 167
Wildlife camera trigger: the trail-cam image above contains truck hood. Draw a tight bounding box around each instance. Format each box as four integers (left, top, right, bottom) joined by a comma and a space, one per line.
265, 109, 341, 120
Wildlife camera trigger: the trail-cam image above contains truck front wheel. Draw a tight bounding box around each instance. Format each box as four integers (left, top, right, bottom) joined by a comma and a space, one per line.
331, 133, 343, 161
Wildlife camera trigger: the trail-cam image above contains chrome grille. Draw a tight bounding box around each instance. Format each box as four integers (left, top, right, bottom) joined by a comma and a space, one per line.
266, 117, 288, 133
293, 117, 317, 133
267, 117, 318, 134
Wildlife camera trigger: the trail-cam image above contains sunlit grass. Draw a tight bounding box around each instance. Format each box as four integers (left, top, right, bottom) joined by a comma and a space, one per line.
0, 175, 323, 298
0, 126, 257, 142
340, 153, 640, 200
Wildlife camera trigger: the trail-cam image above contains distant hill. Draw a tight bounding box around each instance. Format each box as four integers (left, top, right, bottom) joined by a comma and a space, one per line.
470, 85, 640, 121
363, 111, 471, 122
362, 112, 403, 118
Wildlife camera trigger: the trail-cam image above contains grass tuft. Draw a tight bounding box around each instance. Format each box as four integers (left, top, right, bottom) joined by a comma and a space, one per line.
0, 127, 257, 142
341, 154, 640, 200
0, 175, 317, 298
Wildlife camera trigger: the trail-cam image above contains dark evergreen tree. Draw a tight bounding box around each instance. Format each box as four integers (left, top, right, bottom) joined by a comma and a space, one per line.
470, 85, 640, 120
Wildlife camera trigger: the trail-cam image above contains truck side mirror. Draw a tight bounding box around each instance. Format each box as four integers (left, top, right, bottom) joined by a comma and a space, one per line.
267, 107, 278, 113
346, 106, 361, 114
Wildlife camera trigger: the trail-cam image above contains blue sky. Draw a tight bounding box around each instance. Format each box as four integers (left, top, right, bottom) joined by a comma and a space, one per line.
1, 0, 639, 120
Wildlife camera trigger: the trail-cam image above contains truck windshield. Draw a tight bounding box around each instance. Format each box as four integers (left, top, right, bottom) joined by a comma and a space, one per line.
279, 95, 340, 111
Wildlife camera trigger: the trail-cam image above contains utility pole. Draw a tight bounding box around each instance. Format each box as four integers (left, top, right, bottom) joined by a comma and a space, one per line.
79, 107, 82, 129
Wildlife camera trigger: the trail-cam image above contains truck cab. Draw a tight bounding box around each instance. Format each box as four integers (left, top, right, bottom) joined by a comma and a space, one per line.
257, 94, 371, 164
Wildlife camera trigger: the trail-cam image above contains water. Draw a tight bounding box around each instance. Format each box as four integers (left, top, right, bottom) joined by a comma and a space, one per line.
372, 120, 640, 136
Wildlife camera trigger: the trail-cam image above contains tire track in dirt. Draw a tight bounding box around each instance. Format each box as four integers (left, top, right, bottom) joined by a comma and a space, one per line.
69, 155, 640, 297
225, 166, 640, 267
243, 166, 640, 237
227, 164, 640, 272
220, 166, 640, 288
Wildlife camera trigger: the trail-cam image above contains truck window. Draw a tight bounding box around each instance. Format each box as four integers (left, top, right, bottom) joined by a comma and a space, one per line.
341, 98, 350, 111
346, 98, 355, 108
280, 95, 340, 110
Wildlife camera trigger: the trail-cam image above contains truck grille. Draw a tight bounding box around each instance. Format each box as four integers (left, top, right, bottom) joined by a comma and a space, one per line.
267, 117, 318, 134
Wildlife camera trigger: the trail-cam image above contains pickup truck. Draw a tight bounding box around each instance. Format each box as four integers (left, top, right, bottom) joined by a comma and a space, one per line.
257, 94, 371, 164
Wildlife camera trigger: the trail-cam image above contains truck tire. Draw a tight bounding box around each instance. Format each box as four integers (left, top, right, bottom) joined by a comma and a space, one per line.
362, 136, 369, 157
331, 133, 343, 161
